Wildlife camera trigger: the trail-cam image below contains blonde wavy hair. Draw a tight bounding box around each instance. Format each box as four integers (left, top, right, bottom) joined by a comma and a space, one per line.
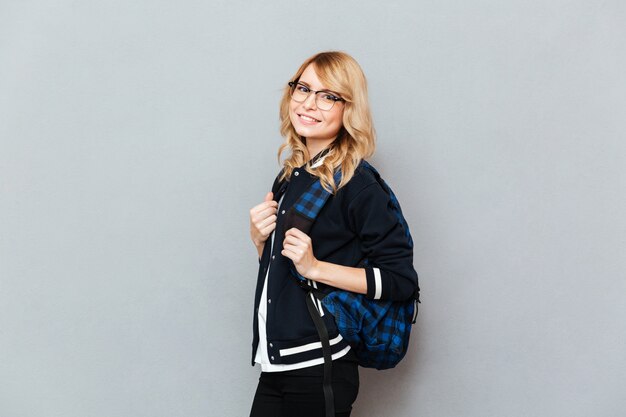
277, 51, 376, 193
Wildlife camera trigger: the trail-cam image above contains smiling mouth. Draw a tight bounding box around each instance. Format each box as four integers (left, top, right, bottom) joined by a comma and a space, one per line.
298, 114, 321, 123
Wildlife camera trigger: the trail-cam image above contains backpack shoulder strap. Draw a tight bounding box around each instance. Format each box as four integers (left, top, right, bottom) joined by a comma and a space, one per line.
286, 169, 342, 233
284, 169, 341, 285
360, 160, 414, 249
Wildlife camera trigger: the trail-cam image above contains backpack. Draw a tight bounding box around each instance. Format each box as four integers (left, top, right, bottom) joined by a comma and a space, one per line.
284, 160, 420, 416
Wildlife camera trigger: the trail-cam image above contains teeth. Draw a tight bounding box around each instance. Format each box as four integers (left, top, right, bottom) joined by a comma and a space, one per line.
300, 115, 318, 122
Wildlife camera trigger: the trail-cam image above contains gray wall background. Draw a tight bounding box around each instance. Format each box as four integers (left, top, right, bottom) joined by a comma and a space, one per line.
1, 1, 625, 416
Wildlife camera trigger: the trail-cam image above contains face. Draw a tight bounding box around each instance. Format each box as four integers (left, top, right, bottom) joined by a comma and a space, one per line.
289, 64, 345, 147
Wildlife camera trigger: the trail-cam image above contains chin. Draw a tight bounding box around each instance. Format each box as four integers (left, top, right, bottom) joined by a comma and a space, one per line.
290, 121, 312, 138
294, 126, 313, 138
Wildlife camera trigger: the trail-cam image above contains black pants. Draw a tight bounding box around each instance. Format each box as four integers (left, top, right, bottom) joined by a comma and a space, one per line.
249, 353, 360, 417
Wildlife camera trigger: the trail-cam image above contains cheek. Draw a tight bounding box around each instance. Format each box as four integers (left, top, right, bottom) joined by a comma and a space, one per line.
288, 102, 299, 126
327, 109, 344, 130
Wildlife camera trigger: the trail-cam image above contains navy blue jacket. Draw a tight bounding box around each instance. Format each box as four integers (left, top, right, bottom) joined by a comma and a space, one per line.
251, 159, 418, 366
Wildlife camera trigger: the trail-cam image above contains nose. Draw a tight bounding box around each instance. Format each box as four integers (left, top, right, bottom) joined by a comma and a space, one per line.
302, 92, 317, 110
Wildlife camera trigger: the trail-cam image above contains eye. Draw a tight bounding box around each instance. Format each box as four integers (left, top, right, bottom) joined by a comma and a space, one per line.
319, 93, 341, 103
296, 84, 311, 93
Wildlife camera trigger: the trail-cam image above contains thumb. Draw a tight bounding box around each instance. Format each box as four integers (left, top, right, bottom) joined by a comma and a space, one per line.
264, 192, 274, 202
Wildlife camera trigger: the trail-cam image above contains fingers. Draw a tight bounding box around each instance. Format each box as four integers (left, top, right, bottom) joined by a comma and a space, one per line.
282, 231, 311, 256
281, 246, 300, 262
282, 243, 304, 256
281, 229, 317, 278
250, 196, 278, 226
285, 227, 308, 239
283, 229, 311, 247
259, 222, 276, 237
283, 234, 306, 247
250, 193, 278, 246
253, 205, 277, 222
257, 213, 277, 231
250, 200, 278, 217
251, 210, 277, 241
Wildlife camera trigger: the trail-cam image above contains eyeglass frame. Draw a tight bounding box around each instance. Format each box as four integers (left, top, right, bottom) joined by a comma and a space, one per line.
287, 81, 346, 111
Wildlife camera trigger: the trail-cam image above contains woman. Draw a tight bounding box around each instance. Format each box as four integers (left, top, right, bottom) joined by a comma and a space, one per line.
248, 51, 418, 417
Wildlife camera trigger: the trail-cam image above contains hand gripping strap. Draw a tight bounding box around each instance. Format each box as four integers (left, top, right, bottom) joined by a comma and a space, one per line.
288, 170, 342, 283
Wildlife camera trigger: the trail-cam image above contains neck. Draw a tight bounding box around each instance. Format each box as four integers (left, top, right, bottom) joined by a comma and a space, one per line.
306, 138, 335, 158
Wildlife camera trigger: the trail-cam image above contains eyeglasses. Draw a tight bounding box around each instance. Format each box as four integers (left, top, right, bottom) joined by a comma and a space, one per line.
288, 81, 345, 111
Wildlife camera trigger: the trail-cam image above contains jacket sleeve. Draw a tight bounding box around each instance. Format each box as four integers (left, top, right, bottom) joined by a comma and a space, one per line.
348, 182, 418, 302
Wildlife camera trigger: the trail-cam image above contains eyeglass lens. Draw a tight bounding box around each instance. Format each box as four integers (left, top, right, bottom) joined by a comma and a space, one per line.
291, 83, 339, 111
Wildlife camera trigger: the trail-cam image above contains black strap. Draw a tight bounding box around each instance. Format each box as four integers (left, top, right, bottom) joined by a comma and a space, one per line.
305, 291, 334, 417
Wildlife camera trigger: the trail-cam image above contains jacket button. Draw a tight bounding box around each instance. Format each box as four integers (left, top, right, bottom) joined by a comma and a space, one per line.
268, 299, 272, 304
281, 210, 285, 215
294, 171, 299, 176
270, 356, 275, 361
272, 255, 275, 260
269, 343, 273, 348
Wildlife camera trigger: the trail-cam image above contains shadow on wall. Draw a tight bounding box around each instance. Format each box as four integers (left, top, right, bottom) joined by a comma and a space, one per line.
353, 320, 426, 416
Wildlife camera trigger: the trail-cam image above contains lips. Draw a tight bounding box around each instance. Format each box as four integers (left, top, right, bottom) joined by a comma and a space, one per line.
298, 113, 321, 124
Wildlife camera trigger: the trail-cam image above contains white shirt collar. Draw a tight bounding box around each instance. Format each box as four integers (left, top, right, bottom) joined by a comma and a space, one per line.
310, 150, 331, 169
